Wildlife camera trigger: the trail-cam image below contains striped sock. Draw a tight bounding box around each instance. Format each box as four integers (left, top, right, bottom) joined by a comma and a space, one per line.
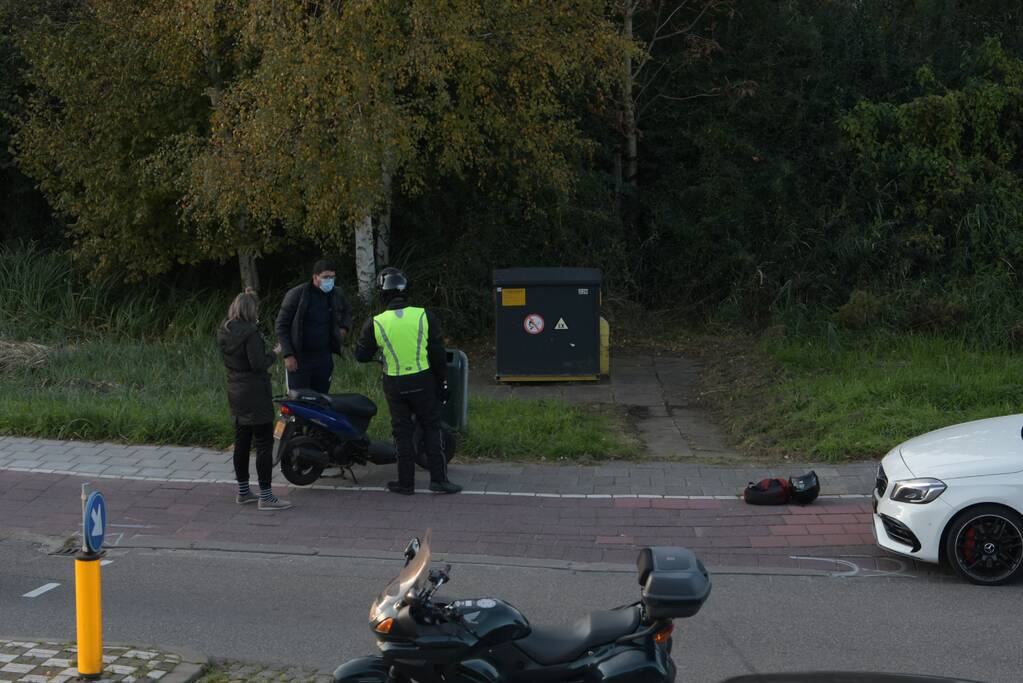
259, 487, 276, 503
238, 482, 250, 497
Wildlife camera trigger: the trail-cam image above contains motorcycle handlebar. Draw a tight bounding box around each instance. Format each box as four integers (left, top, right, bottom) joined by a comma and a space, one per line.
408, 564, 455, 617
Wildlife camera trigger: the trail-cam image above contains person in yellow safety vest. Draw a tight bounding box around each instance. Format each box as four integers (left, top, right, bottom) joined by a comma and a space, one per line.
354, 267, 462, 495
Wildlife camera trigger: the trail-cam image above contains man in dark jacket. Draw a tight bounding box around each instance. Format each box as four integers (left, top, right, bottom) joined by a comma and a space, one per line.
355, 267, 461, 495
275, 259, 353, 394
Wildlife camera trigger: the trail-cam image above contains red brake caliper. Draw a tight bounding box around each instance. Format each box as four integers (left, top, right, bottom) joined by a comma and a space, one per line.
963, 527, 977, 563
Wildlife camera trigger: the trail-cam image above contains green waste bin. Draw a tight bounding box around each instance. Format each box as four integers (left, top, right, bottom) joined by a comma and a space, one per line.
413, 348, 468, 470
443, 349, 469, 431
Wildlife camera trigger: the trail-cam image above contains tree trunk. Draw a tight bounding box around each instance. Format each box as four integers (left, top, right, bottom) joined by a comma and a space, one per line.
208, 57, 259, 291
375, 169, 392, 268
355, 214, 377, 303
238, 247, 259, 292
622, 4, 638, 191
613, 148, 623, 217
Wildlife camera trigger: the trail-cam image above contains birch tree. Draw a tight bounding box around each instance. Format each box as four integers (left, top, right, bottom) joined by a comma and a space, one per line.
193, 0, 622, 302
612, 1, 737, 217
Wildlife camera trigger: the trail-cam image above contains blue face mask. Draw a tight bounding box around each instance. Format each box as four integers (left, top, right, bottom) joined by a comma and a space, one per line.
318, 277, 335, 294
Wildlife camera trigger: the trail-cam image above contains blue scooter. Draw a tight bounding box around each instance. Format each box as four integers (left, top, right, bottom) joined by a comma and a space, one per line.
271, 388, 456, 486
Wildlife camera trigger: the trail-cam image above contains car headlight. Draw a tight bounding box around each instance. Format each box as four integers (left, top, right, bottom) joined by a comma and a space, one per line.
890, 478, 946, 504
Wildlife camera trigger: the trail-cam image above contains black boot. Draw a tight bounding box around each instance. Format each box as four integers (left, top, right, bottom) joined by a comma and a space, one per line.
429, 480, 462, 494
387, 481, 415, 496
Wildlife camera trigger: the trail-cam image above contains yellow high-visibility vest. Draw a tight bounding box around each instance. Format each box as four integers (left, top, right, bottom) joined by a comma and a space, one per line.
373, 307, 429, 377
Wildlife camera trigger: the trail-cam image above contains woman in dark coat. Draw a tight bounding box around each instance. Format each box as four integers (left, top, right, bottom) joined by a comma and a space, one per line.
217, 289, 291, 510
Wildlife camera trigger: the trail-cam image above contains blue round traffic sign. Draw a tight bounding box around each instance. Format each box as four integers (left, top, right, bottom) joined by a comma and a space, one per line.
83, 491, 106, 553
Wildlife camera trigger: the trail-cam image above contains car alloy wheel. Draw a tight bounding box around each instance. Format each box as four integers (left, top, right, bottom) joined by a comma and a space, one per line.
946, 505, 1023, 586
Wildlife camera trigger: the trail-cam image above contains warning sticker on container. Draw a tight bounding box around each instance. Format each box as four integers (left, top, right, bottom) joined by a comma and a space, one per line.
555, 318, 568, 330
524, 313, 545, 335
502, 288, 526, 307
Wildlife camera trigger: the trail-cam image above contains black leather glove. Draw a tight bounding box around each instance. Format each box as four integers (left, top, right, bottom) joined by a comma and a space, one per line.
437, 380, 450, 405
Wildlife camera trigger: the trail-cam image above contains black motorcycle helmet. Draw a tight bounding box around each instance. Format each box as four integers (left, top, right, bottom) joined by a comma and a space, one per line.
376, 267, 408, 304
789, 470, 820, 505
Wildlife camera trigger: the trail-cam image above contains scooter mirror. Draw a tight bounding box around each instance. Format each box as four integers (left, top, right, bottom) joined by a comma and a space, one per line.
404, 538, 421, 565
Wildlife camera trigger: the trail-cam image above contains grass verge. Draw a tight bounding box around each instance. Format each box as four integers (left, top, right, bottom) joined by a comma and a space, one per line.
695, 331, 1023, 461
0, 339, 638, 461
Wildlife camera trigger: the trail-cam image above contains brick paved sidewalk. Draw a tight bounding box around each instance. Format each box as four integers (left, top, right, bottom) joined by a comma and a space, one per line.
0, 639, 204, 683
0, 436, 876, 497
0, 470, 924, 576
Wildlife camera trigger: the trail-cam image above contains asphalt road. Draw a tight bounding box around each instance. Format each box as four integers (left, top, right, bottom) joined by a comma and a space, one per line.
1, 536, 1018, 683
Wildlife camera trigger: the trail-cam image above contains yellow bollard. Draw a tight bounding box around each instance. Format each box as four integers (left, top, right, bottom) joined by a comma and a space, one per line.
77, 485, 106, 679
75, 552, 104, 678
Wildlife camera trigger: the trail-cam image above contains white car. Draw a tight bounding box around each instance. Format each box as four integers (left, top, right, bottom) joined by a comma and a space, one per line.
873, 414, 1023, 585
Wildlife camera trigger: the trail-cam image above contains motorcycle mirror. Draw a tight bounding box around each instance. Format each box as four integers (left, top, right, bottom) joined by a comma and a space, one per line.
403, 538, 421, 565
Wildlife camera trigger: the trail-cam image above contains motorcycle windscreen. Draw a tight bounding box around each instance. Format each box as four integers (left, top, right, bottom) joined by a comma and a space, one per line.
370, 529, 432, 622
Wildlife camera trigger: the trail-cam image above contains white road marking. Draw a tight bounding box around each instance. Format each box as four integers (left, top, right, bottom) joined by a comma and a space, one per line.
790, 555, 917, 579
22, 583, 60, 598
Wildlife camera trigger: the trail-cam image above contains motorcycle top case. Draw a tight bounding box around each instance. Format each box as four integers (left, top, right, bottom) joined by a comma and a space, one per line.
636, 547, 711, 620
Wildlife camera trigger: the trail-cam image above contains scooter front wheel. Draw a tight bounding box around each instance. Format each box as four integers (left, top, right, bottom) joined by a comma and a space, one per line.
279, 437, 326, 486
413, 423, 457, 471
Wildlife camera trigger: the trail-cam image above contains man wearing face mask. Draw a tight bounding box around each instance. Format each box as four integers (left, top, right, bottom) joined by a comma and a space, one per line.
275, 259, 353, 394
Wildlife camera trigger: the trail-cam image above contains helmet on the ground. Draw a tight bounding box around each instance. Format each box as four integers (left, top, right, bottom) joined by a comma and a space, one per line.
377, 267, 408, 303
789, 470, 820, 505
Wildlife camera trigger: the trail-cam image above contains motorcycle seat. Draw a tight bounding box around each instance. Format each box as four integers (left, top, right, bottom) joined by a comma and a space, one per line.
515, 606, 641, 666
288, 390, 378, 418
326, 393, 378, 418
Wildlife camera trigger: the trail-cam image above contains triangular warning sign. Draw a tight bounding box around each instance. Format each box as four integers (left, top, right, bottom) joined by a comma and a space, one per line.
555, 318, 568, 330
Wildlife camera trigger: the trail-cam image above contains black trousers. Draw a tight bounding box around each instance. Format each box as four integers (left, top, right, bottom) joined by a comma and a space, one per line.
287, 352, 333, 394
384, 371, 446, 488
233, 422, 273, 487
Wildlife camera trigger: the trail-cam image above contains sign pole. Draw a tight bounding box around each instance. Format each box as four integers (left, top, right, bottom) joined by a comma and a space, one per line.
76, 482, 106, 679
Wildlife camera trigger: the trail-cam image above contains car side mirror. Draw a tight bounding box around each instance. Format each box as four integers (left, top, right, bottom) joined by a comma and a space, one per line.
404, 537, 421, 565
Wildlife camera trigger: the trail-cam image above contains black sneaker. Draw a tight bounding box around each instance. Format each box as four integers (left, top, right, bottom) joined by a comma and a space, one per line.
429, 480, 462, 495
387, 481, 415, 496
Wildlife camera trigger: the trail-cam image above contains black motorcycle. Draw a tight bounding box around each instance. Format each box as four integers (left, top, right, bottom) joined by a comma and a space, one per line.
334, 530, 711, 683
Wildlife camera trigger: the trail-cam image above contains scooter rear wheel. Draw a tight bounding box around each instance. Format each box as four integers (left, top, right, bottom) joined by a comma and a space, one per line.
279, 436, 326, 486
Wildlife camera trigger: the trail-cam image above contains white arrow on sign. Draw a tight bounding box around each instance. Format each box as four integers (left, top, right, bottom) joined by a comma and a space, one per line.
90, 506, 104, 538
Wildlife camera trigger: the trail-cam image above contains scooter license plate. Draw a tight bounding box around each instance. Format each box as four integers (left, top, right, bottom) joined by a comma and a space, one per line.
273, 420, 285, 439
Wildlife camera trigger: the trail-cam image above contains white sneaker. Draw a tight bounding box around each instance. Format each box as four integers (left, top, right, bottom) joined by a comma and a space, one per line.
258, 496, 293, 511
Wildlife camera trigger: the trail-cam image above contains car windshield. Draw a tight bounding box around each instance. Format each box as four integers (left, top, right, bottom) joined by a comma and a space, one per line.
370, 530, 432, 622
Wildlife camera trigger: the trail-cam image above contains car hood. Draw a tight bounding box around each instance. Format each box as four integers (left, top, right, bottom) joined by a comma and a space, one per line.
899, 414, 1023, 479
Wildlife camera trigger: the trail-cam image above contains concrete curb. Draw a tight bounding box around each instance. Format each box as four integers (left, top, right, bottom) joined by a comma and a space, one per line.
159, 645, 207, 683
162, 661, 205, 683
